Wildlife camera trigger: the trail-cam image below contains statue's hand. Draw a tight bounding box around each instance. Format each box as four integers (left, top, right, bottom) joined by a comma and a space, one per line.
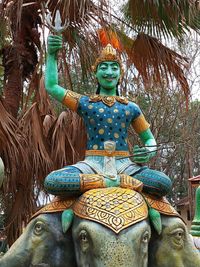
104, 176, 120, 187
47, 35, 62, 55
133, 145, 152, 163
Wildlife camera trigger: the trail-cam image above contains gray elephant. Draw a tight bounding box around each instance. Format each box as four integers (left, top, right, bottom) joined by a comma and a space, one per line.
0, 187, 200, 267
0, 211, 77, 267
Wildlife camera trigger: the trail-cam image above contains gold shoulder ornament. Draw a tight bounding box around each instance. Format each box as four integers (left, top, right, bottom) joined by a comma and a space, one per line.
89, 95, 128, 107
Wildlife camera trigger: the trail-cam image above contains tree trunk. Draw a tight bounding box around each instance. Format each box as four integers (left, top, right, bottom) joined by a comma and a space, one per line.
3, 46, 22, 118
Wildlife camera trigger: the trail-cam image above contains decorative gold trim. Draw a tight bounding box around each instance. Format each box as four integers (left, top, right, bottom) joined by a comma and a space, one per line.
31, 197, 76, 220
62, 90, 82, 111
143, 193, 180, 217
131, 114, 150, 134
89, 95, 128, 107
85, 150, 130, 157
120, 174, 143, 192
80, 174, 106, 192
73, 188, 148, 234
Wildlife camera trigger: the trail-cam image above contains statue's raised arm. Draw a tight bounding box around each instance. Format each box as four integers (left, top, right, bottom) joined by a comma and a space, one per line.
45, 35, 81, 112
45, 35, 66, 102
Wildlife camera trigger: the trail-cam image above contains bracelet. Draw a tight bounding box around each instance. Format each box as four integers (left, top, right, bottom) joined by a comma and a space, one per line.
120, 174, 143, 192
80, 174, 106, 192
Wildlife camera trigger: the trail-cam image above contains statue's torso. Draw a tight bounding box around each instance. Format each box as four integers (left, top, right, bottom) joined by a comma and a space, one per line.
77, 95, 141, 151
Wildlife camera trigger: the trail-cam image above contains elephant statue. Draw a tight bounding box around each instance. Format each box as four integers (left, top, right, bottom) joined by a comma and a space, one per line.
0, 187, 200, 267
0, 212, 77, 267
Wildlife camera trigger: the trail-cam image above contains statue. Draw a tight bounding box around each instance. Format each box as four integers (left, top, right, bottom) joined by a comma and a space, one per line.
1, 187, 200, 267
44, 35, 172, 201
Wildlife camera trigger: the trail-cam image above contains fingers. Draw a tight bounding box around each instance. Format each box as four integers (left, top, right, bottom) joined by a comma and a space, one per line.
48, 35, 62, 41
104, 176, 120, 187
133, 145, 149, 154
133, 145, 150, 163
133, 155, 150, 163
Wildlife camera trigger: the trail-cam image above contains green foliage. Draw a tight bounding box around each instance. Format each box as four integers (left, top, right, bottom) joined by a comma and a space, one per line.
122, 0, 200, 39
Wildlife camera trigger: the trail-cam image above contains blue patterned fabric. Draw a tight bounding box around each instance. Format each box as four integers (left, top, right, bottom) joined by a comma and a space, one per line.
77, 96, 142, 151
133, 168, 172, 196
44, 158, 172, 197
44, 166, 82, 196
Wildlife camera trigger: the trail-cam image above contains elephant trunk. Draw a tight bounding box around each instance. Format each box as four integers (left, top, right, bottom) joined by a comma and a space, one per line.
0, 235, 31, 267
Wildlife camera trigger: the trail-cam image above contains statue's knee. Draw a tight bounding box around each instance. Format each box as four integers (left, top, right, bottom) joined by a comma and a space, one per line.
155, 173, 172, 196
44, 172, 55, 191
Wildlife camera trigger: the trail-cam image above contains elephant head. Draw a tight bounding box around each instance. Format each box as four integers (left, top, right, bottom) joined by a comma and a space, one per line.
148, 215, 200, 267
72, 188, 151, 267
1, 187, 200, 267
0, 207, 77, 267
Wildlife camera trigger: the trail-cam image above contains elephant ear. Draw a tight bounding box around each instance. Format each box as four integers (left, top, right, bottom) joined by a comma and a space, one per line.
148, 207, 162, 235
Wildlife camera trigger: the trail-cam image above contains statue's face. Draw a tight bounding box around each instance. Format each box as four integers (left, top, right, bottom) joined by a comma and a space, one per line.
95, 61, 121, 90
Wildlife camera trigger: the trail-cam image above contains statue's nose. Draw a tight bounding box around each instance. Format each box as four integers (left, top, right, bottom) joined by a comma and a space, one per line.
105, 67, 113, 76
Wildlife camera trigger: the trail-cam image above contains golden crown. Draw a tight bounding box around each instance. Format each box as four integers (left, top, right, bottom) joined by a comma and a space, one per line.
92, 44, 124, 77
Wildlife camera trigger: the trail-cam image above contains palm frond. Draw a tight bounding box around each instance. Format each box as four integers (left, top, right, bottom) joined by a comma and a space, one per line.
118, 31, 189, 104
48, 110, 86, 170
19, 102, 53, 183
123, 0, 200, 39
0, 98, 34, 244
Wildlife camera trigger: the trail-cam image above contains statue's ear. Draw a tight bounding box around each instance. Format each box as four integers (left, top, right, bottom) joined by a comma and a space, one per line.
148, 207, 162, 235
62, 209, 74, 233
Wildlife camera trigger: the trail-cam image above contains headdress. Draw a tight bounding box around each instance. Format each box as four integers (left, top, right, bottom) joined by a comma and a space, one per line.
92, 44, 124, 78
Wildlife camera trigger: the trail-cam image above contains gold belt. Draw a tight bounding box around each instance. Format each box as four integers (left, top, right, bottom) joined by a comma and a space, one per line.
85, 150, 130, 157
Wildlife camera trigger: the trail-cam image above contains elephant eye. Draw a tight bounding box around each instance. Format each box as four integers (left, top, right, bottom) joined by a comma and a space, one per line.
34, 221, 45, 235
79, 230, 88, 242
79, 230, 89, 252
142, 231, 150, 243
169, 227, 185, 248
170, 228, 185, 240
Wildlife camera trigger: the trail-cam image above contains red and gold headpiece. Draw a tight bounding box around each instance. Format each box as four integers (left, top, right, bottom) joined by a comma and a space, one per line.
92, 44, 124, 74
92, 29, 124, 78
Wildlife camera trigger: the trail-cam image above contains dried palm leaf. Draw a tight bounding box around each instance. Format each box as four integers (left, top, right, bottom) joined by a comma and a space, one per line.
118, 31, 189, 105
35, 76, 56, 117
43, 114, 56, 137
123, 0, 200, 39
0, 98, 35, 244
19, 102, 53, 184
48, 109, 86, 170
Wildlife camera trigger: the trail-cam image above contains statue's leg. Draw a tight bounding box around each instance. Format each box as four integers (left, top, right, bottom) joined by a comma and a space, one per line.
130, 168, 172, 197
44, 165, 107, 196
44, 166, 82, 196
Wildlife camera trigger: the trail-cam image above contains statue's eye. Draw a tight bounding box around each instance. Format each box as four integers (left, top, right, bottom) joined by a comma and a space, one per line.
170, 228, 184, 240
142, 231, 150, 243
34, 221, 45, 235
79, 230, 88, 242
169, 227, 185, 248
99, 66, 107, 71
79, 230, 89, 252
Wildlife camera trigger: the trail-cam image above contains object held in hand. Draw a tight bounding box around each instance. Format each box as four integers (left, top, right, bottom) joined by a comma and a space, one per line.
118, 142, 176, 160
42, 6, 69, 34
